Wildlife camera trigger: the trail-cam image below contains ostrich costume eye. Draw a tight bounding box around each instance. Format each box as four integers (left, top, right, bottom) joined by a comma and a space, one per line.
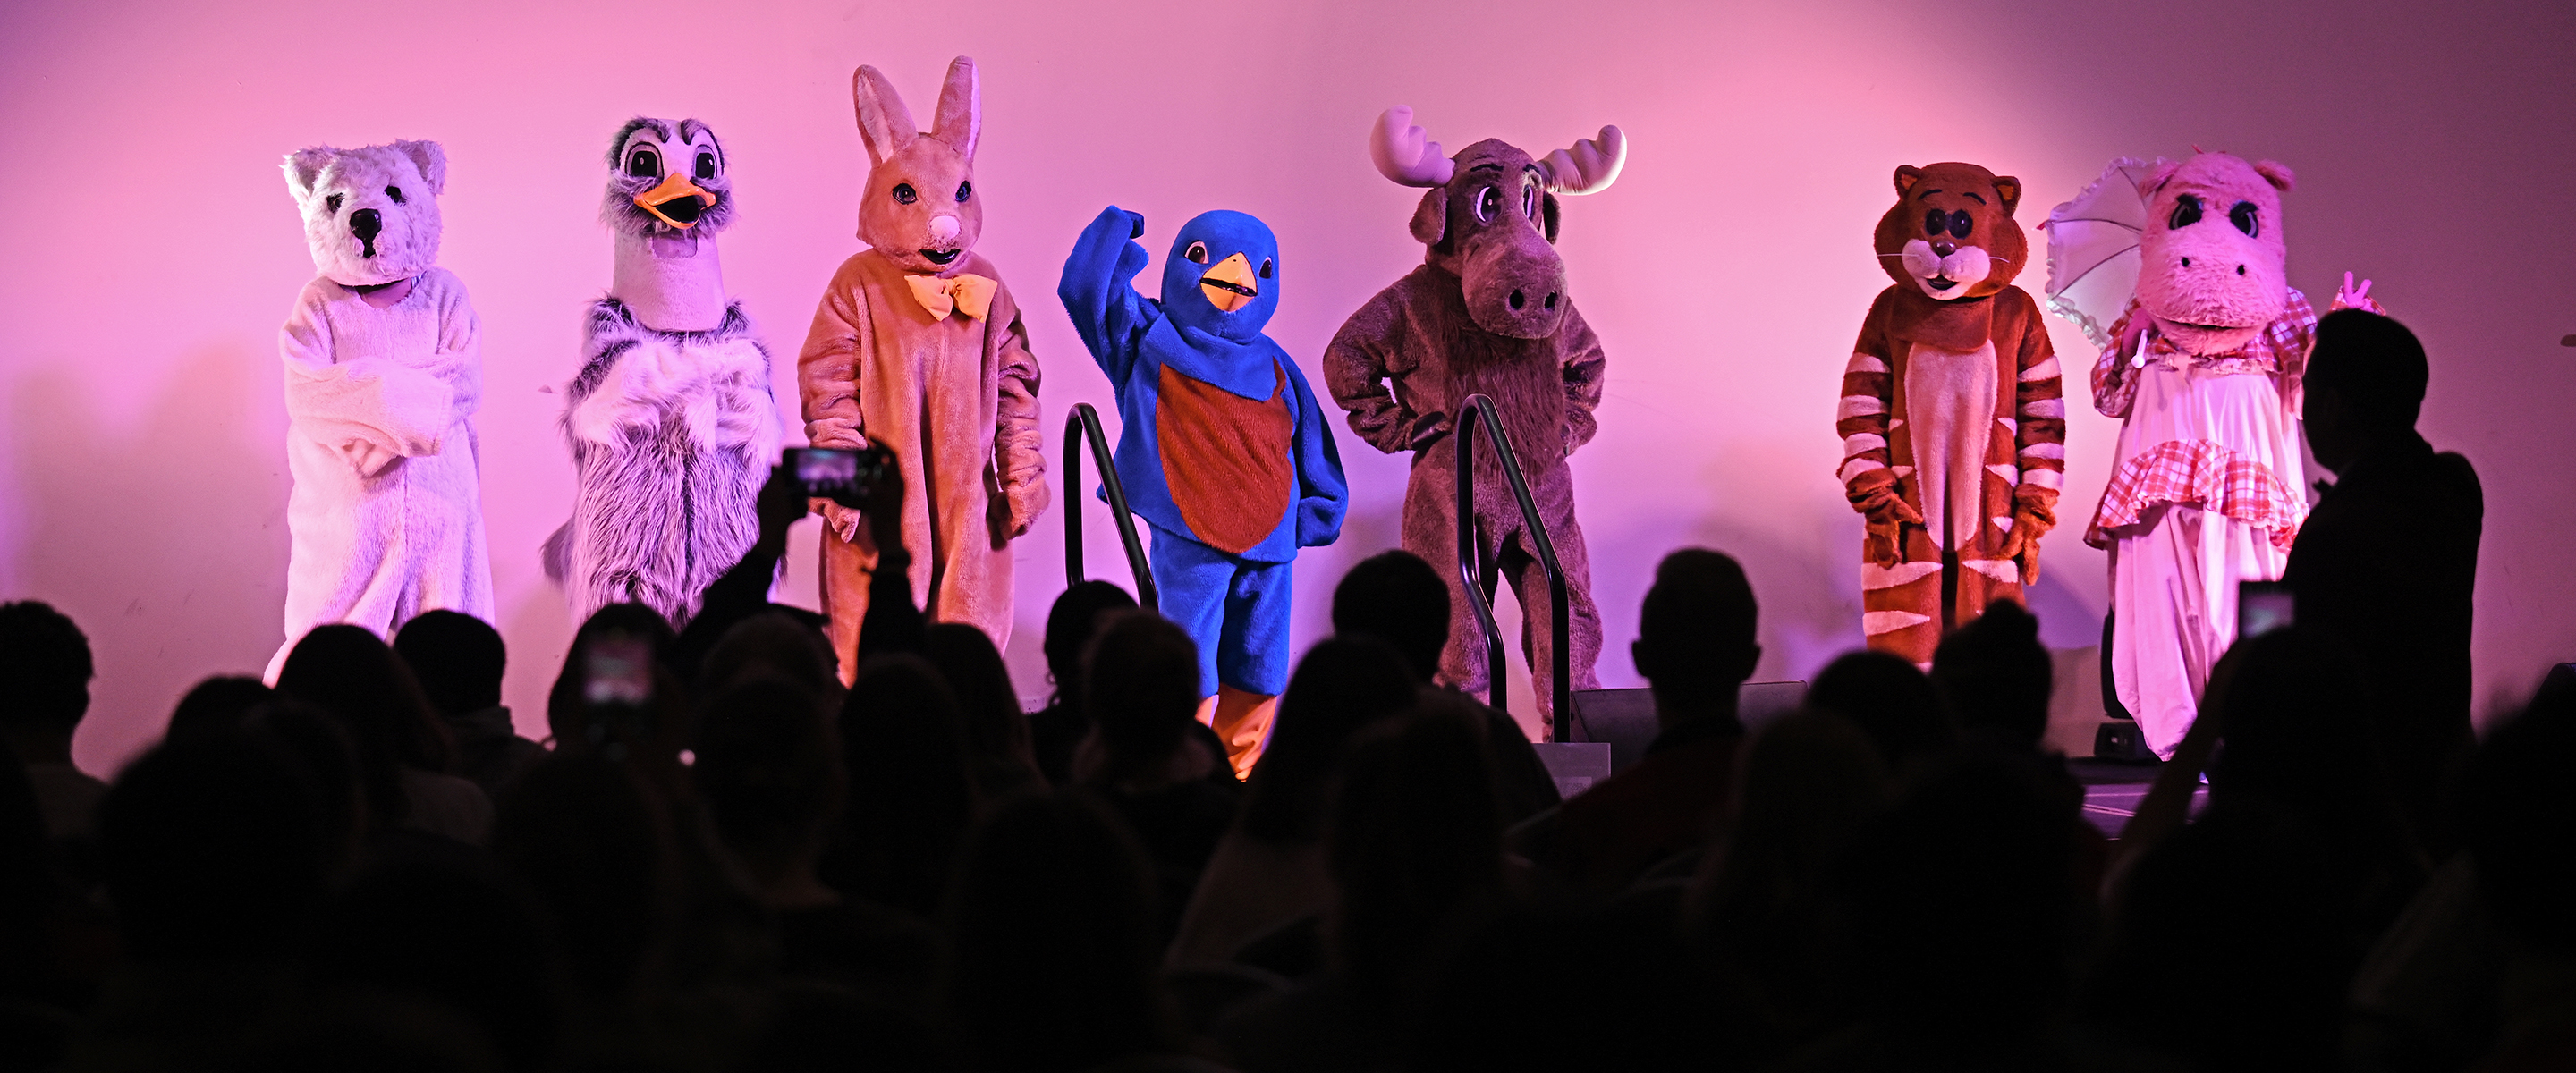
629, 147, 660, 178
694, 151, 716, 181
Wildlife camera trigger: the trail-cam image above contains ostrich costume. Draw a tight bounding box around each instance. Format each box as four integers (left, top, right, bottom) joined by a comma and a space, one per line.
1061, 207, 1349, 773
271, 139, 493, 680
1323, 109, 1623, 736
546, 117, 783, 629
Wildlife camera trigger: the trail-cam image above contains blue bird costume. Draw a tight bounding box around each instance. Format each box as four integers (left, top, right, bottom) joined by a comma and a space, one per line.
1060, 206, 1347, 731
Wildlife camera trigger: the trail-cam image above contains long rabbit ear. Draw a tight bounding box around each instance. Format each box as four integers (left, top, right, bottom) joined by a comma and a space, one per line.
394, 139, 447, 196
929, 55, 980, 162
283, 146, 335, 203
852, 65, 916, 166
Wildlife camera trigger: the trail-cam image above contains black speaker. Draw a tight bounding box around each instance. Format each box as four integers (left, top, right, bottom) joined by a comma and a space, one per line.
2093, 721, 2157, 763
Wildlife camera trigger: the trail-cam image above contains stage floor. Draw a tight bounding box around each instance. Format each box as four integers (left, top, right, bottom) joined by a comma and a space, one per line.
2068, 758, 2207, 838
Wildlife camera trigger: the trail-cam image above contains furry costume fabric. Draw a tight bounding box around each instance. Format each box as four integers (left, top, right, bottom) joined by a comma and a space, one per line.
2078, 152, 2372, 757
1061, 207, 1350, 765
271, 141, 492, 679
1326, 112, 1625, 734
1836, 163, 2066, 666
547, 117, 782, 629
800, 57, 1046, 678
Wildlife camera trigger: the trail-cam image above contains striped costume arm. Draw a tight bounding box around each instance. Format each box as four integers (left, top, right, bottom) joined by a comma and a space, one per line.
1836, 317, 1901, 518
2012, 317, 2067, 528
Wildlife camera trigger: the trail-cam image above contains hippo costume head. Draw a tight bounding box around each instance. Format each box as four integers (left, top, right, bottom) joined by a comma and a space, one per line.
1368, 107, 1625, 339
2134, 152, 2296, 356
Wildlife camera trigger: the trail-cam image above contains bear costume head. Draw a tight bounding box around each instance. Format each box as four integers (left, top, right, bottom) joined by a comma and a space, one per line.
851, 56, 982, 275
1368, 107, 1625, 340
1874, 162, 2026, 302
283, 140, 446, 288
1161, 210, 1282, 342
2132, 152, 2294, 356
605, 117, 735, 238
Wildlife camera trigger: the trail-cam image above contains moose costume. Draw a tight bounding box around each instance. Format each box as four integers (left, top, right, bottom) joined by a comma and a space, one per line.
2073, 152, 2378, 757
1835, 162, 2066, 666
548, 117, 782, 629
1061, 207, 1349, 774
799, 57, 1046, 678
270, 139, 492, 680
1325, 108, 1623, 735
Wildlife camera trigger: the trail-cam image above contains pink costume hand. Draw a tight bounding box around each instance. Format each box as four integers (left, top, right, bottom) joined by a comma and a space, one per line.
2331, 272, 2383, 314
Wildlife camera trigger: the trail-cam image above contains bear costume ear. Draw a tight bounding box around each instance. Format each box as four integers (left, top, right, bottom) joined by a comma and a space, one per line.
929, 55, 980, 162
1409, 186, 1447, 246
852, 65, 916, 167
1991, 175, 2022, 217
1893, 165, 1925, 197
2252, 160, 2296, 192
2138, 158, 2183, 199
394, 139, 447, 196
283, 146, 336, 204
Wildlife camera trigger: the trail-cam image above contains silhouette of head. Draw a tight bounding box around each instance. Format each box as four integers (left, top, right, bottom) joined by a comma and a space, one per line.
1808, 649, 1953, 767
276, 625, 453, 827
1631, 549, 1761, 716
1239, 637, 1419, 844
1331, 550, 1452, 683
1929, 601, 2052, 748
1080, 613, 1201, 786
1044, 581, 1137, 707
2303, 309, 2430, 475
0, 601, 93, 742
394, 610, 507, 719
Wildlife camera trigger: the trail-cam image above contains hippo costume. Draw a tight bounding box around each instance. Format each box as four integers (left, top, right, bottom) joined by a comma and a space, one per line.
1324, 108, 1625, 736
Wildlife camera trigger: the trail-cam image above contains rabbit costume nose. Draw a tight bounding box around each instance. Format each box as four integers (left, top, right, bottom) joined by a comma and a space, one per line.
927, 215, 961, 244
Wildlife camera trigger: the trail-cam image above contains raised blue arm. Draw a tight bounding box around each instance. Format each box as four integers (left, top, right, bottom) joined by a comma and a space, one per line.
1057, 205, 1159, 385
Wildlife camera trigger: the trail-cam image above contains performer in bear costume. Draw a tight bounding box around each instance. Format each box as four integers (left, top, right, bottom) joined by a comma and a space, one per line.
799, 56, 1046, 678
2073, 152, 2378, 758
1835, 163, 2067, 666
1061, 206, 1350, 776
547, 116, 782, 629
1324, 107, 1623, 736
271, 139, 492, 680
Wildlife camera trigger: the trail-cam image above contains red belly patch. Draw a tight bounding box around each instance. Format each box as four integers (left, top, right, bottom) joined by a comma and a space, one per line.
1157, 361, 1295, 556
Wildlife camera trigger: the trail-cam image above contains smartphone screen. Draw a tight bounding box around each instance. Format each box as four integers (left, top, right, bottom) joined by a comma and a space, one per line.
583, 634, 654, 707
792, 447, 860, 490
2237, 579, 2295, 640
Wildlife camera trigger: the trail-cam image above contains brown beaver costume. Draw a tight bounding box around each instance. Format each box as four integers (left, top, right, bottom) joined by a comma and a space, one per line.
1835, 162, 2066, 664
1324, 107, 1623, 734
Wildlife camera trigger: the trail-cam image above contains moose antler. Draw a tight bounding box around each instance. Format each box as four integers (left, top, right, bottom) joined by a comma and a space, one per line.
1536, 126, 1627, 195
1369, 106, 1454, 187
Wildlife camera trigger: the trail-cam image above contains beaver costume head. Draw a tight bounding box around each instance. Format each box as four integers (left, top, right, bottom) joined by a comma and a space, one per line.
1875, 162, 2027, 302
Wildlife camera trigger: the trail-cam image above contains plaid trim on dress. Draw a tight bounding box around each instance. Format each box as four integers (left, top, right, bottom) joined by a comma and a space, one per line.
2085, 438, 2305, 551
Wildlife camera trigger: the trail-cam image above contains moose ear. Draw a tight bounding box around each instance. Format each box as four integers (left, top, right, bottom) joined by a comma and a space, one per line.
1990, 175, 2022, 217
2252, 160, 2296, 192
852, 64, 916, 167
1893, 165, 1925, 197
1410, 186, 1447, 246
929, 55, 980, 162
2138, 158, 2182, 199
283, 146, 335, 204
394, 139, 447, 196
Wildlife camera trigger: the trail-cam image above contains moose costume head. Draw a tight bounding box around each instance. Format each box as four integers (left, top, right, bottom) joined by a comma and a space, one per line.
2132, 152, 2294, 356
1368, 106, 1625, 339
1874, 162, 2027, 302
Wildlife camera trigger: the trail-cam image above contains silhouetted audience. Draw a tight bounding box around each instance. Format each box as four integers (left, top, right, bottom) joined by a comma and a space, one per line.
0, 601, 107, 843
13, 420, 2553, 1073
1028, 579, 1140, 786
2288, 309, 2483, 834
1079, 613, 1243, 939
1546, 547, 1760, 898
276, 624, 492, 845
397, 609, 546, 797
1329, 549, 1559, 824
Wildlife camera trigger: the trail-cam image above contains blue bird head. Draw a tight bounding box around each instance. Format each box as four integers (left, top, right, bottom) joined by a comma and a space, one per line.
1158, 209, 1279, 341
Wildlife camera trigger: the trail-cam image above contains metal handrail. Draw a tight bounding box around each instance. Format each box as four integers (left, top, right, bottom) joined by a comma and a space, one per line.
1454, 393, 1571, 742
1064, 402, 1157, 611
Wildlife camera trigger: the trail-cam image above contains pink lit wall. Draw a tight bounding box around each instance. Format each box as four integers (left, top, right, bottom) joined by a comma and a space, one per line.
4, 0, 2571, 775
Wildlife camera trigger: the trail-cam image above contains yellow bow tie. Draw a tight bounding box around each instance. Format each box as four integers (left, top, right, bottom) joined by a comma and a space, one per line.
905, 273, 996, 322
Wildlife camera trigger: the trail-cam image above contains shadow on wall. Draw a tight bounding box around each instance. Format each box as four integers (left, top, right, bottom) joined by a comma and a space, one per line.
7, 345, 287, 776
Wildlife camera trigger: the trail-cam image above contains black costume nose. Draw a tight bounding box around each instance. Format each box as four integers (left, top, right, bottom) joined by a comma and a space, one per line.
352, 208, 382, 243
1932, 241, 1956, 258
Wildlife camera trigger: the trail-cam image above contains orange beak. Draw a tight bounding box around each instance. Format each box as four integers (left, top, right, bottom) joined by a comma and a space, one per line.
634, 172, 716, 230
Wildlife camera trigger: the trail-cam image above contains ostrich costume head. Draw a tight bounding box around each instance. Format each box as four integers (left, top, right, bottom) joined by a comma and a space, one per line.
606, 117, 737, 332
284, 140, 446, 289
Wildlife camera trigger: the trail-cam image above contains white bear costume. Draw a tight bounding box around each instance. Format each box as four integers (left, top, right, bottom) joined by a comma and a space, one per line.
544, 117, 780, 629
270, 140, 492, 679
